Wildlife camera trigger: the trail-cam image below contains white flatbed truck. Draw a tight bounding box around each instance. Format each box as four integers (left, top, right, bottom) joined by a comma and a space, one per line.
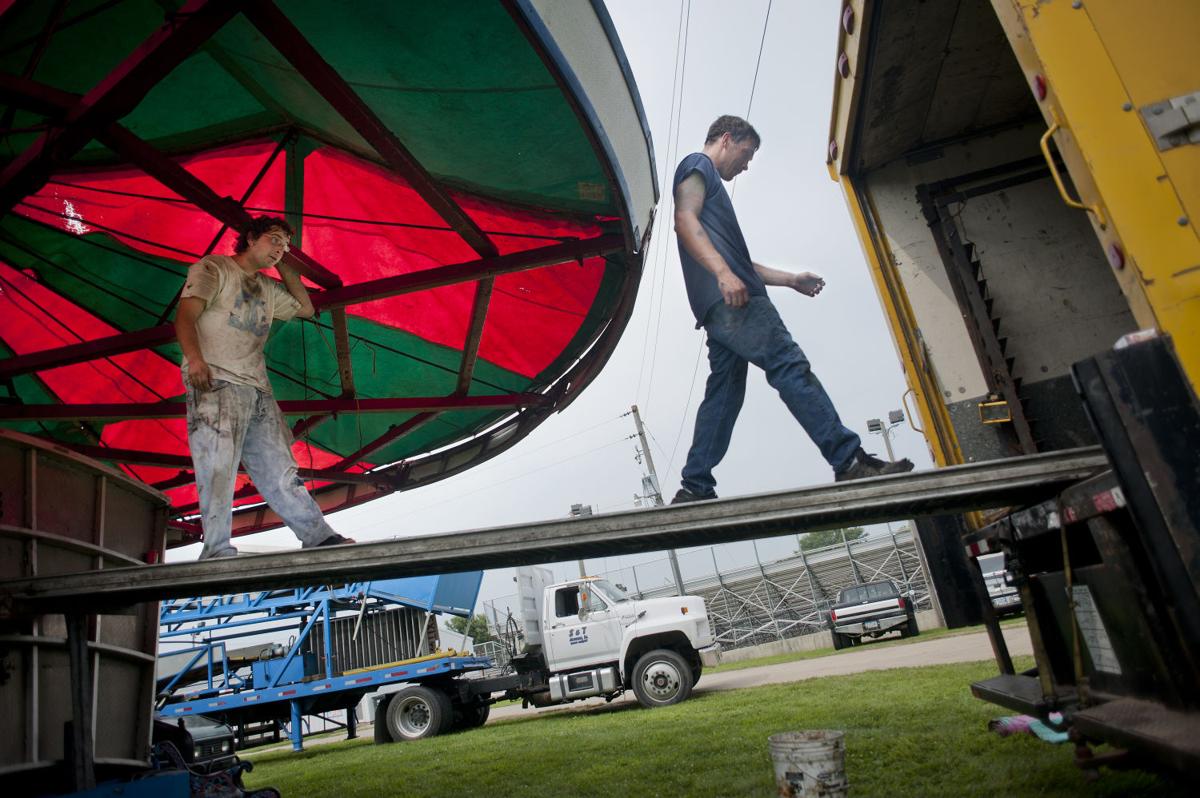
371, 567, 718, 742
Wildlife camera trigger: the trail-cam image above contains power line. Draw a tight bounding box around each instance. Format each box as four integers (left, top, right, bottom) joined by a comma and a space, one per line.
634, 0, 690, 407
746, 0, 773, 120
642, 0, 693, 420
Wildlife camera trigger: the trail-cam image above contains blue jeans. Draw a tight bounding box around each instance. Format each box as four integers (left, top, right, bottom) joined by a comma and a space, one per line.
186, 379, 337, 559
680, 297, 861, 496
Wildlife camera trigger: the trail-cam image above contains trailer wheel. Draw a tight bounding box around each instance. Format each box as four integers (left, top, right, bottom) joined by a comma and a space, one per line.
632, 649, 693, 708
373, 695, 394, 744
460, 701, 490, 729
385, 686, 452, 741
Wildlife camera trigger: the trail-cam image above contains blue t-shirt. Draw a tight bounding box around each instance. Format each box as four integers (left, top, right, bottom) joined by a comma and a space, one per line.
674, 152, 766, 326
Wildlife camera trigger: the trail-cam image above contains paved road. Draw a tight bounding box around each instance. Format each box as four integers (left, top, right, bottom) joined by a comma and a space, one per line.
487, 626, 1031, 721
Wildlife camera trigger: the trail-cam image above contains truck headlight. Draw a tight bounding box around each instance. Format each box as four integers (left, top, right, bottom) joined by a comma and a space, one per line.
221, 741, 231, 753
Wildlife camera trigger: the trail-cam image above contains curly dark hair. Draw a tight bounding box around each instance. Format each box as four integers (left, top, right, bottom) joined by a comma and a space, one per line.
705, 115, 761, 149
234, 216, 294, 254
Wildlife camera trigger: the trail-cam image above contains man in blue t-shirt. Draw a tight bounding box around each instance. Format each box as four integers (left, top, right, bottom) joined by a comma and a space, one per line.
671, 115, 914, 503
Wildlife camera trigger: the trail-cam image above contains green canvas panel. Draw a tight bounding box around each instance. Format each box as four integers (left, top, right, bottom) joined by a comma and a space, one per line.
0, 215, 187, 335
282, 0, 612, 212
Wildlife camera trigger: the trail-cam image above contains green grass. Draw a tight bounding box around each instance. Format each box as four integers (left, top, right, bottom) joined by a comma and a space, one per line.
707, 617, 1026, 674
241, 657, 1183, 798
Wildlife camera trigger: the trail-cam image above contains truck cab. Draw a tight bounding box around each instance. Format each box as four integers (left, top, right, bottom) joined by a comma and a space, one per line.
522, 568, 717, 708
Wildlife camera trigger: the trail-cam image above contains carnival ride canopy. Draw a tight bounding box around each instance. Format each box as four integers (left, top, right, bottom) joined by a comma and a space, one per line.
0, 0, 656, 543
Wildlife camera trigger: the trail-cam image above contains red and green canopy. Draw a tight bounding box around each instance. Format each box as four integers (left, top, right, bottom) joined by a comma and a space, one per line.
0, 0, 657, 544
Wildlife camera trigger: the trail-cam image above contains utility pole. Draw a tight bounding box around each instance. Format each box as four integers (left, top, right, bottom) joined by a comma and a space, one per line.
630, 405, 686, 596
569, 504, 593, 577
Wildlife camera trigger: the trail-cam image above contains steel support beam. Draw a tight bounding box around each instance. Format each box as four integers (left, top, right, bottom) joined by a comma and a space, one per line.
0, 448, 1108, 612
0, 0, 240, 214
0, 392, 546, 422
54, 443, 400, 488
0, 234, 621, 380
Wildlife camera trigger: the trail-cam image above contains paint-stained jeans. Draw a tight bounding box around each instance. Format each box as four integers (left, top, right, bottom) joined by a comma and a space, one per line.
186, 379, 336, 559
680, 297, 862, 497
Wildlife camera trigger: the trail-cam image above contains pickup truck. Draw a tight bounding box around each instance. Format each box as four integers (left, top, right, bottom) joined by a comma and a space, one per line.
371, 567, 718, 742
828, 579, 918, 649
977, 553, 1022, 617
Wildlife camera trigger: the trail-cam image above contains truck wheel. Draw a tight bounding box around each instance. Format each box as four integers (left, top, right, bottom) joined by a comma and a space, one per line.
906, 612, 920, 637
385, 686, 452, 741
373, 696, 394, 744
460, 701, 490, 728
632, 649, 694, 708
831, 632, 844, 651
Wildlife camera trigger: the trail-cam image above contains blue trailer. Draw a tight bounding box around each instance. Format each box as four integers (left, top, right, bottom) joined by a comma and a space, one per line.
156, 573, 488, 751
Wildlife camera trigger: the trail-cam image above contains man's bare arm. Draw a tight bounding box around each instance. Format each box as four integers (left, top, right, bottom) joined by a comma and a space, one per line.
753, 262, 826, 297
674, 173, 748, 307
175, 297, 213, 390
277, 260, 316, 318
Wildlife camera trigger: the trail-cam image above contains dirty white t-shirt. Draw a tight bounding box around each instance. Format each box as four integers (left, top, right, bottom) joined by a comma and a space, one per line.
179, 255, 301, 393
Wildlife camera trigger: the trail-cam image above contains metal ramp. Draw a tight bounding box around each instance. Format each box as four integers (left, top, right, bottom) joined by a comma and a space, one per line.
0, 447, 1107, 614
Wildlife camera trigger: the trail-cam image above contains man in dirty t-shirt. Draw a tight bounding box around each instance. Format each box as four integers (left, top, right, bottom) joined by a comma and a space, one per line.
175, 216, 354, 559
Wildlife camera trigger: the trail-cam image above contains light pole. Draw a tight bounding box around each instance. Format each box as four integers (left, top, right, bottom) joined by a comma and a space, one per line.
867, 409, 904, 552
866, 408, 905, 463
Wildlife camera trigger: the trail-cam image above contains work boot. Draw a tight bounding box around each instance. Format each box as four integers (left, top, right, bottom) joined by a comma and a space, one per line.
671, 488, 717, 504
834, 448, 915, 482
316, 533, 357, 546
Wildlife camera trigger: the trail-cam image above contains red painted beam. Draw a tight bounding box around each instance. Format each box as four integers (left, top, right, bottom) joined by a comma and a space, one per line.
0, 0, 240, 214
56, 442, 400, 488
0, 393, 547, 422
313, 234, 620, 310
0, 234, 622, 379
331, 411, 439, 470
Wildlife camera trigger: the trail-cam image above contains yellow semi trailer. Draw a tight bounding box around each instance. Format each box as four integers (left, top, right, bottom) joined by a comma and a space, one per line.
830, 0, 1197, 466
828, 0, 1199, 775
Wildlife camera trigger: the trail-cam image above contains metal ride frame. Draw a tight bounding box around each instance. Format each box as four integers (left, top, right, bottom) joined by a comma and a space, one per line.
156, 581, 489, 752
0, 0, 642, 542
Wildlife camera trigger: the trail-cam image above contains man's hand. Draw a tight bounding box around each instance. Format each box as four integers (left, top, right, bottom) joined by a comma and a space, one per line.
276, 259, 316, 318
792, 271, 826, 297
718, 269, 749, 307
187, 358, 214, 392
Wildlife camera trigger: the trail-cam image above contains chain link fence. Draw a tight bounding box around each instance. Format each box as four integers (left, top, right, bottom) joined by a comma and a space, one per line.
477, 525, 930, 653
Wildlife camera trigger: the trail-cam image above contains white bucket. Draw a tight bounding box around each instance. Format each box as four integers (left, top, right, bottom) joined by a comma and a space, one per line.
768, 730, 848, 797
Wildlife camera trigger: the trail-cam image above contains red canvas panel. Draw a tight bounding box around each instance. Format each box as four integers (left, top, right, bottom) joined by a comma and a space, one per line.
302, 148, 606, 377
17, 141, 286, 262
0, 260, 180, 402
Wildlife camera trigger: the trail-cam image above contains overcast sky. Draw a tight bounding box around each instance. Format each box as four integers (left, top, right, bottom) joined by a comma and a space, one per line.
170, 0, 932, 611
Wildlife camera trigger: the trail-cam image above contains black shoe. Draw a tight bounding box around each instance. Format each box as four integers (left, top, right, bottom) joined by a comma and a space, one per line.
834, 448, 915, 482
671, 488, 717, 504
317, 533, 357, 546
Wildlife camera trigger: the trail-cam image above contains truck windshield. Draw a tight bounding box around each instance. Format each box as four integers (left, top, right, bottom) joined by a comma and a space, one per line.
839, 582, 899, 604
591, 580, 632, 603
